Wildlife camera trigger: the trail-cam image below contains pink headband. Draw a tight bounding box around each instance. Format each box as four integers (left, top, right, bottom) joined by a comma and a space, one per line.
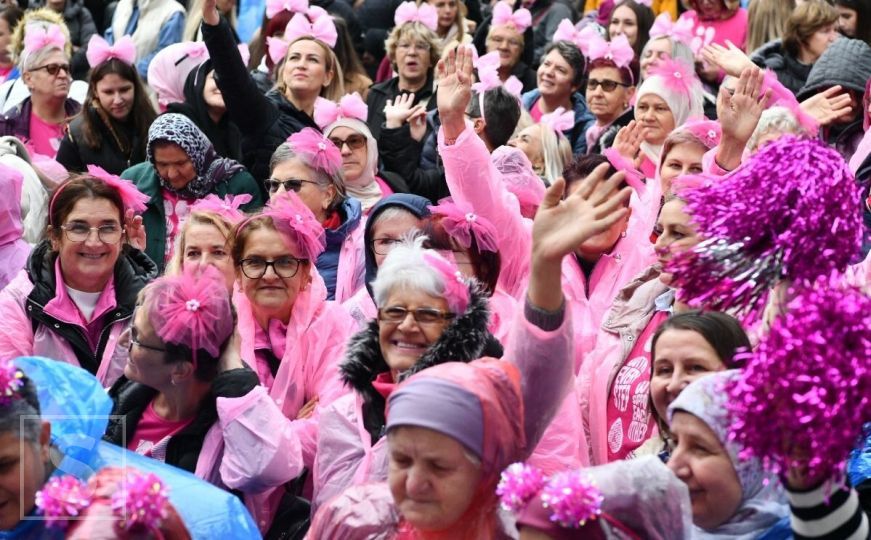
0, 358, 24, 407
48, 165, 149, 226
473, 51, 522, 97
236, 190, 326, 260
552, 19, 599, 56
314, 93, 368, 130
648, 12, 694, 45
22, 23, 65, 56
498, 463, 604, 528
540, 107, 574, 134
429, 200, 499, 252
286, 127, 342, 176
422, 251, 470, 314
189, 193, 252, 224
648, 58, 695, 97
86, 35, 135, 67
491, 1, 532, 33
394, 1, 439, 32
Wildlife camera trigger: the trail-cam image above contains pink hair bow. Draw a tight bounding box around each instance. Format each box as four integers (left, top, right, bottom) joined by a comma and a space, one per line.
422, 251, 470, 314
287, 127, 343, 175
0, 358, 24, 407
267, 36, 291, 64
429, 199, 499, 252
314, 93, 368, 129
649, 13, 694, 45
265, 0, 308, 18
86, 35, 135, 67
491, 1, 532, 33
394, 1, 439, 32
189, 193, 252, 224
23, 23, 66, 55
284, 12, 338, 48
471, 51, 522, 97
540, 106, 574, 133
552, 19, 599, 56
587, 33, 634, 69
86, 165, 149, 213
265, 190, 327, 260
648, 58, 696, 97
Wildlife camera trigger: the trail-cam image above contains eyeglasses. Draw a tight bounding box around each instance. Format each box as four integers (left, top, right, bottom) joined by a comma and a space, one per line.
238, 256, 305, 278
59, 223, 124, 243
265, 178, 319, 194
378, 306, 455, 326
487, 36, 522, 48
329, 134, 367, 151
372, 237, 403, 256
31, 63, 71, 76
587, 78, 630, 92
128, 326, 166, 353
396, 41, 429, 52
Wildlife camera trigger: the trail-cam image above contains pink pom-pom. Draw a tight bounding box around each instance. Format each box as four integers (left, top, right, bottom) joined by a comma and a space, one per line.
35, 475, 91, 527
0, 358, 24, 406
727, 277, 871, 483
111, 471, 168, 531
496, 462, 546, 512
540, 470, 603, 528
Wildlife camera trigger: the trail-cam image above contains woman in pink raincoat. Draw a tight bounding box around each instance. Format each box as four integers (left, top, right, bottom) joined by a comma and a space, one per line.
0, 169, 156, 387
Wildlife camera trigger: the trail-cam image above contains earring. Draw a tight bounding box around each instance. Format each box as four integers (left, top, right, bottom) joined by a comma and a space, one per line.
620, 231, 627, 238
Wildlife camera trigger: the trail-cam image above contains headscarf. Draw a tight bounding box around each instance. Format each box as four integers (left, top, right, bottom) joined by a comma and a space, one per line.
147, 113, 246, 199
386, 359, 525, 539
147, 42, 210, 109
668, 371, 789, 540
324, 117, 382, 212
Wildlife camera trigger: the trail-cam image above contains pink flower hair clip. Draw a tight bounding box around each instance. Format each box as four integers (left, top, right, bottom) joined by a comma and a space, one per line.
473, 51, 522, 97
0, 358, 24, 407
287, 127, 343, 176
86, 165, 150, 213
35, 475, 92, 528
497, 463, 604, 528
86, 35, 135, 67
23, 23, 66, 55
264, 190, 327, 260
111, 471, 169, 532
422, 251, 470, 314
394, 1, 439, 32
540, 107, 574, 134
648, 58, 697, 98
314, 93, 368, 130
648, 12, 694, 45
552, 20, 599, 56
491, 1, 532, 33
682, 118, 721, 149
429, 200, 499, 252
189, 193, 252, 224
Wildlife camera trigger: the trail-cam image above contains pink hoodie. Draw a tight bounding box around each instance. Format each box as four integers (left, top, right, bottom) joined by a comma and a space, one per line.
0, 163, 29, 290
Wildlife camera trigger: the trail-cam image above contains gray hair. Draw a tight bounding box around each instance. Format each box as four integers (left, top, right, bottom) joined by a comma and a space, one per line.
20, 44, 67, 73
269, 142, 346, 210
372, 235, 451, 309
748, 106, 804, 151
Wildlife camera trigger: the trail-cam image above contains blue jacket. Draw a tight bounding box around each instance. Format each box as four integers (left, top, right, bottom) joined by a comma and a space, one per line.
317, 196, 363, 301
521, 89, 595, 155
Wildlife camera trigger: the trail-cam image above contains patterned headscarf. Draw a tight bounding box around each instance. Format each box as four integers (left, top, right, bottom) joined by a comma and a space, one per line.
147, 113, 246, 198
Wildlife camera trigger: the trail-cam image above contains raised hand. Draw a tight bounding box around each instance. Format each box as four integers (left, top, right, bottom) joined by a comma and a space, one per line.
384, 92, 426, 129
718, 67, 771, 146
702, 40, 755, 78
124, 209, 146, 251
612, 120, 643, 164
800, 86, 854, 127
436, 46, 474, 126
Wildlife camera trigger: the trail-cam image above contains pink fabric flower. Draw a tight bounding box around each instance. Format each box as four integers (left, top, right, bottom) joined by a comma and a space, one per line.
394, 1, 439, 32
189, 193, 252, 224
314, 93, 368, 130
422, 251, 470, 314
287, 127, 343, 176
681, 118, 721, 148
0, 358, 24, 407
85, 164, 150, 213
491, 1, 532, 33
86, 35, 135, 67
649, 12, 695, 45
35, 475, 91, 528
283, 12, 338, 48
111, 471, 169, 532
23, 23, 66, 55
264, 190, 327, 260
648, 58, 696, 98
429, 199, 499, 252
540, 107, 574, 134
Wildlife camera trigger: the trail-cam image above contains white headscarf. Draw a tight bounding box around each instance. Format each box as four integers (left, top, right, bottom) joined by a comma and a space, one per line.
325, 117, 383, 212
634, 69, 704, 165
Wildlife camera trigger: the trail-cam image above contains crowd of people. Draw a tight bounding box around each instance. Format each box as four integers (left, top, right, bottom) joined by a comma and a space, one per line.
0, 0, 869, 538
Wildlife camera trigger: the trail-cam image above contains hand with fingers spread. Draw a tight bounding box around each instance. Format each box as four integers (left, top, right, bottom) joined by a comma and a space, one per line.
124, 209, 146, 251
702, 40, 755, 78
716, 67, 772, 171
613, 120, 643, 164
384, 92, 426, 129
800, 85, 854, 127
408, 106, 428, 142
202, 0, 220, 25
436, 46, 474, 141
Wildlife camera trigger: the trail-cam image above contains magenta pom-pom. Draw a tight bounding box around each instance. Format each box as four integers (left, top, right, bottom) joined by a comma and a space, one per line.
0, 358, 24, 406
35, 475, 91, 527
727, 277, 871, 482
667, 136, 863, 324
540, 470, 603, 528
496, 462, 546, 512
111, 471, 169, 531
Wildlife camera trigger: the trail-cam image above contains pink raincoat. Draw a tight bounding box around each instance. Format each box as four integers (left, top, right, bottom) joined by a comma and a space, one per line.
342, 285, 378, 332
0, 163, 29, 290
333, 217, 366, 304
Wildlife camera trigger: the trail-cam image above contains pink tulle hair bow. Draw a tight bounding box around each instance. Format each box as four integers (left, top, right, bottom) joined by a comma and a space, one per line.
0, 358, 24, 407
472, 51, 522, 97
497, 463, 604, 528
491, 1, 532, 33
422, 251, 470, 314
314, 93, 368, 129
111, 471, 169, 532
540, 107, 574, 134
190, 193, 252, 224
85, 164, 150, 214
287, 127, 343, 176
264, 190, 327, 260
587, 32, 634, 70
23, 23, 66, 55
394, 1, 439, 32
648, 58, 696, 97
682, 118, 721, 149
648, 12, 694, 45
429, 199, 499, 253
266, 0, 309, 18
551, 19, 599, 56
282, 12, 338, 48
86, 35, 135, 67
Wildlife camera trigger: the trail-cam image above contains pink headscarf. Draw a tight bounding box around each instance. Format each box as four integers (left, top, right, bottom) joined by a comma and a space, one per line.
147, 42, 210, 109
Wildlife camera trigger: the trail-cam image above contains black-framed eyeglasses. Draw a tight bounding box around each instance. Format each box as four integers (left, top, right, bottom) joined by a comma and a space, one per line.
328, 134, 367, 151
58, 223, 124, 243
238, 257, 306, 279
265, 178, 319, 194
31, 63, 71, 76
128, 325, 166, 353
377, 306, 456, 326
372, 237, 403, 256
587, 78, 630, 92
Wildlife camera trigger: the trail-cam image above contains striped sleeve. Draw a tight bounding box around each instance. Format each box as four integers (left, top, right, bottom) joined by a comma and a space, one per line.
787, 481, 870, 540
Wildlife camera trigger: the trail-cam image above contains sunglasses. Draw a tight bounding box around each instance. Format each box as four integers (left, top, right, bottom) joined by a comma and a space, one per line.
587, 78, 630, 92
265, 178, 319, 193
32, 63, 71, 76
329, 134, 367, 151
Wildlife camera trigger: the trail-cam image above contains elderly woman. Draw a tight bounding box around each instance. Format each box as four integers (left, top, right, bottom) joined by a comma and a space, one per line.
201, 0, 345, 181
367, 3, 441, 140
267, 127, 364, 302
0, 173, 157, 387
584, 34, 639, 154
121, 113, 263, 272
485, 1, 536, 93
609, 0, 656, 59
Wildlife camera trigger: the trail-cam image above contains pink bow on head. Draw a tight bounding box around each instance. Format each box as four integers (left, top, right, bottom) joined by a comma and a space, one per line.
540, 107, 574, 134
283, 12, 338, 48
429, 199, 500, 253
85, 165, 149, 214
86, 35, 135, 67
491, 1, 532, 33
287, 127, 343, 176
681, 118, 721, 149
551, 19, 599, 56
189, 193, 252, 224
472, 51, 522, 97
422, 251, 470, 314
649, 13, 694, 45
265, 0, 308, 18
267, 36, 291, 64
23, 23, 66, 55
587, 33, 634, 70
394, 1, 439, 32
314, 93, 368, 129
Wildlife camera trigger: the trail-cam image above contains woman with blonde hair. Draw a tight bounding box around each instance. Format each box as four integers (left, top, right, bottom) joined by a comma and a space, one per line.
183, 0, 237, 41
508, 117, 573, 185
746, 0, 795, 53
426, 0, 472, 50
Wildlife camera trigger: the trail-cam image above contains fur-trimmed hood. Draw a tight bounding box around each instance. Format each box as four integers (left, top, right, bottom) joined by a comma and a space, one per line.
339, 287, 503, 406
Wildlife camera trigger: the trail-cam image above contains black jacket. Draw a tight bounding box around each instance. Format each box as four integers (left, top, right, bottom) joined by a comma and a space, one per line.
202, 18, 319, 183
587, 108, 634, 155
104, 368, 260, 473
366, 72, 437, 141
23, 241, 157, 375
750, 40, 812, 97
378, 122, 449, 203
340, 288, 503, 444
56, 106, 147, 175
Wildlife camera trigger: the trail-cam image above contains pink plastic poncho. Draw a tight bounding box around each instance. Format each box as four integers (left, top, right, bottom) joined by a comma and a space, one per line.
0, 163, 29, 289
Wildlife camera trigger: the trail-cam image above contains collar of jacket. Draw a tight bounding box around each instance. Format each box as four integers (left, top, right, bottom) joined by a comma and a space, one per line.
601, 264, 669, 337
324, 196, 363, 247
371, 70, 436, 101
267, 89, 320, 129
